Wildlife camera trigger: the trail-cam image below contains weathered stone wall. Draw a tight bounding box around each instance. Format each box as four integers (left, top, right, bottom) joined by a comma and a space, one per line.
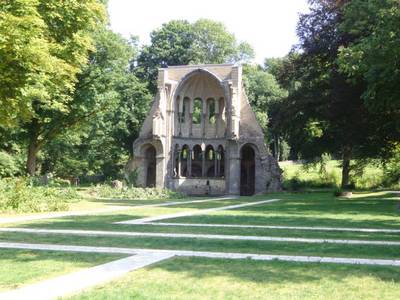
130, 64, 283, 195
171, 178, 226, 195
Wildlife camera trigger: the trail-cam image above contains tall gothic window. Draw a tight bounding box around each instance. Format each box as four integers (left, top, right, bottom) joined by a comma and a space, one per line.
192, 98, 202, 124
208, 98, 216, 124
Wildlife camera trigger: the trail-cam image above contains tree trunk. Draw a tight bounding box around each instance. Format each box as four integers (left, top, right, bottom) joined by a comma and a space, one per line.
273, 134, 280, 161
341, 145, 352, 189
26, 138, 39, 176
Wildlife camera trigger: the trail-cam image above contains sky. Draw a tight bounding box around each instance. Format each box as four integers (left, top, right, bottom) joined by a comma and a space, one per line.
108, 0, 309, 64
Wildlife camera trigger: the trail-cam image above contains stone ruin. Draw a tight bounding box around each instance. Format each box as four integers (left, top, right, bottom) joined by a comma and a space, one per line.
128, 64, 282, 195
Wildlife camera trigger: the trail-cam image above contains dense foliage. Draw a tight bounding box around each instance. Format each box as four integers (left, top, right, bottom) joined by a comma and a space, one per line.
0, 178, 79, 213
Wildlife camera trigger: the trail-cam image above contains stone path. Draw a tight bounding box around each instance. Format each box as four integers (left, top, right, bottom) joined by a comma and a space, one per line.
0, 252, 173, 300
2, 227, 399, 246
0, 196, 236, 225
1, 242, 400, 267
116, 199, 281, 224
143, 222, 400, 233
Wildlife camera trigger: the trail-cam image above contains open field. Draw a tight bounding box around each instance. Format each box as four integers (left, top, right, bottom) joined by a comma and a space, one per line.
1, 191, 400, 299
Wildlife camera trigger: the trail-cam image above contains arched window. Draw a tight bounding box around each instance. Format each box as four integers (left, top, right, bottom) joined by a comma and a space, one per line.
191, 145, 202, 177
180, 145, 190, 177
192, 98, 202, 124
217, 145, 225, 177
208, 98, 216, 125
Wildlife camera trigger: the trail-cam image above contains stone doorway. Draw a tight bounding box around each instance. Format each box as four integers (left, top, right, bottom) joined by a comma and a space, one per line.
240, 145, 255, 196
145, 145, 156, 187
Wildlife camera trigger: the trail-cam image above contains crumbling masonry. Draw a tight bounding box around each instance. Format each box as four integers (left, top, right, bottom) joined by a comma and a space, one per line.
128, 64, 282, 195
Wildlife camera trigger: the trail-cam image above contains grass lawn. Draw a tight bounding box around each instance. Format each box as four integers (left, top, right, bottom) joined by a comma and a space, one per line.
0, 249, 125, 292
64, 256, 400, 300
1, 191, 400, 299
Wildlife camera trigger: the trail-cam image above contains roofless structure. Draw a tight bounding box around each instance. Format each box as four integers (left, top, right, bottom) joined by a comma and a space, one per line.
129, 64, 282, 195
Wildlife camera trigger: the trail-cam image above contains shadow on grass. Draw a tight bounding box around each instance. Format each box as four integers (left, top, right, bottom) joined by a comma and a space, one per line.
153, 256, 400, 285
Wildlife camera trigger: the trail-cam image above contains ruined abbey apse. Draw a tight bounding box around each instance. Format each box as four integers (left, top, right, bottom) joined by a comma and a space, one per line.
129, 64, 282, 195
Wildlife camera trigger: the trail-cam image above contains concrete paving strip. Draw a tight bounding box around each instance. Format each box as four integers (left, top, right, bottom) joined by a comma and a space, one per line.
1, 242, 400, 267
115, 199, 281, 224
0, 196, 237, 225
143, 222, 400, 233
2, 227, 400, 246
0, 252, 173, 300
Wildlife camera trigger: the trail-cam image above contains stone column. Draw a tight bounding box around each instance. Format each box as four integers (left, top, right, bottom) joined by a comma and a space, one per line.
214, 152, 218, 177
189, 113, 193, 136
202, 150, 206, 177
226, 144, 240, 194
188, 149, 192, 178
202, 113, 206, 137
176, 150, 181, 178
215, 113, 220, 138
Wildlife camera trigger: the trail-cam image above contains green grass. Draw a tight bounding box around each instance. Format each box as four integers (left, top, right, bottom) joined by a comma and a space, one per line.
2, 191, 400, 298
0, 249, 125, 292
64, 257, 400, 300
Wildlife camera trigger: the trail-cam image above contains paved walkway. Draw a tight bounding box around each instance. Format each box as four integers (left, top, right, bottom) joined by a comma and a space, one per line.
2, 227, 399, 246
116, 199, 281, 224
0, 252, 173, 300
1, 242, 400, 267
143, 222, 400, 233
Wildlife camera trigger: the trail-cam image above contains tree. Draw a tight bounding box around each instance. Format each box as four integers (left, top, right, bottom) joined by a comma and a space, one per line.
40, 31, 151, 178
279, 0, 396, 188
0, 0, 107, 175
242, 64, 288, 159
337, 0, 400, 149
135, 19, 255, 93
338, 0, 400, 112
0, 0, 105, 128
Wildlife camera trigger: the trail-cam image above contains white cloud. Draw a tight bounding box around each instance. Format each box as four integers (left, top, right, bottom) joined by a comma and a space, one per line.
108, 0, 309, 64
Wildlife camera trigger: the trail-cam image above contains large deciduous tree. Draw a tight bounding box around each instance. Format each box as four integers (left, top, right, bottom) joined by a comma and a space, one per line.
242, 64, 288, 159
135, 19, 255, 93
40, 31, 151, 178
0, 0, 106, 175
279, 0, 397, 188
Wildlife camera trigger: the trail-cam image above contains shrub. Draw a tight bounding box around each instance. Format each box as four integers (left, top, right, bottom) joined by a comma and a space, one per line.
0, 178, 80, 213
0, 151, 20, 178
88, 184, 184, 200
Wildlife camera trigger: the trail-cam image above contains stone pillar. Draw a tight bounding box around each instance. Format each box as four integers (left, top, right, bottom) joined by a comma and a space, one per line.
215, 113, 220, 138
189, 113, 193, 136
177, 150, 181, 178
201, 113, 206, 137
227, 144, 240, 194
155, 155, 165, 188
188, 149, 192, 177
214, 152, 218, 177
202, 150, 206, 177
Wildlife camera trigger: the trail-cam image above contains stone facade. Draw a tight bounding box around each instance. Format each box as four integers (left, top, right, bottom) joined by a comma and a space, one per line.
129, 64, 282, 195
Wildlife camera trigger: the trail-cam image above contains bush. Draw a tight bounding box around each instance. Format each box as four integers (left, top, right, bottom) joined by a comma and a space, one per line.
88, 184, 184, 200
0, 178, 80, 213
0, 151, 20, 178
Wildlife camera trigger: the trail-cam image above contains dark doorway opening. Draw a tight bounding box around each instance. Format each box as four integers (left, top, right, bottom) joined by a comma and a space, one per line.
145, 145, 156, 187
240, 145, 255, 196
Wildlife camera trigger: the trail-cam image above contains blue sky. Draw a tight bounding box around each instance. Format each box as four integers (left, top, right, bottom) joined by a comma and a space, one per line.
108, 0, 309, 64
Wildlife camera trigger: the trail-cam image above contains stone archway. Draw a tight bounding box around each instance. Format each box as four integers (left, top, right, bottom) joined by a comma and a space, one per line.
240, 144, 255, 196
144, 145, 156, 187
